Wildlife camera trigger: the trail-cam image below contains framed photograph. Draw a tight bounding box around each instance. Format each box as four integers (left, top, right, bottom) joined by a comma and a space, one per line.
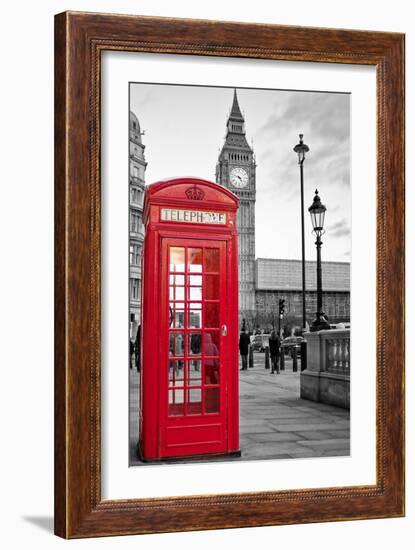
54, 11, 405, 538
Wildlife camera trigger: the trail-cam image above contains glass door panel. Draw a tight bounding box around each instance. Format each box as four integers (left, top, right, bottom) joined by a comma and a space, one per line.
167, 244, 222, 418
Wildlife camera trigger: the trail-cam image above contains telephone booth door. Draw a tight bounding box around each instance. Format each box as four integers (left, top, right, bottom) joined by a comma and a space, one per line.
161, 238, 228, 458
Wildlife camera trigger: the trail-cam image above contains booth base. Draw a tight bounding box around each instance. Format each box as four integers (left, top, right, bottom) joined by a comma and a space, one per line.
137, 444, 241, 464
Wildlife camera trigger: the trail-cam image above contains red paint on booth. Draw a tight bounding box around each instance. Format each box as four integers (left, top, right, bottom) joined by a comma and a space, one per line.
139, 177, 240, 460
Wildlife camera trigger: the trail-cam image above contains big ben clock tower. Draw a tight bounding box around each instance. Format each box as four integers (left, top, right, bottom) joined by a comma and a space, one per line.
216, 89, 256, 323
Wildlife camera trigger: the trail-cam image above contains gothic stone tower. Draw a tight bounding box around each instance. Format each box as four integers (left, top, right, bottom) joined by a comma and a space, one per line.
216, 89, 256, 325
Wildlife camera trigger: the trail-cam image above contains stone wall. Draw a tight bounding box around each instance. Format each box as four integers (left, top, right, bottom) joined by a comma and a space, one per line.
300, 329, 350, 409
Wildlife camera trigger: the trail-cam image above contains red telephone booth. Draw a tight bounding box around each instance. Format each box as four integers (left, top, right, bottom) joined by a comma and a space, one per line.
139, 177, 240, 461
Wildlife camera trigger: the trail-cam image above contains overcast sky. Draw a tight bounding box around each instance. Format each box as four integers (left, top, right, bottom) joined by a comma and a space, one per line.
130, 83, 351, 262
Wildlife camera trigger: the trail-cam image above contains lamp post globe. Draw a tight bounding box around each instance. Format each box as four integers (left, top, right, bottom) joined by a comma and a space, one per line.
309, 189, 326, 236
293, 133, 309, 165
308, 190, 331, 332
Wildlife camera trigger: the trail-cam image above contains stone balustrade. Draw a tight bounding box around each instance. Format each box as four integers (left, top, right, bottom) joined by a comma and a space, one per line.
300, 329, 350, 409
323, 331, 350, 375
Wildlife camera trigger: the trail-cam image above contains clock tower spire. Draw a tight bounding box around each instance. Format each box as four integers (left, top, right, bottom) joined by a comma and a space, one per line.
216, 89, 256, 325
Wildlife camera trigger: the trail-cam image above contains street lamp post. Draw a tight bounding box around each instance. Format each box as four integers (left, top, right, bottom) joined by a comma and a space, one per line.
293, 134, 309, 333
308, 190, 331, 332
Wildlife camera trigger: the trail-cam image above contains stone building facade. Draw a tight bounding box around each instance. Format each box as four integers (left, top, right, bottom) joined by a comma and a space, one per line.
129, 111, 146, 336
254, 258, 350, 333
216, 90, 256, 322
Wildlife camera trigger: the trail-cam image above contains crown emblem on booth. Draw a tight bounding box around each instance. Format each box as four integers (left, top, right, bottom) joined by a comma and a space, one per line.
185, 186, 205, 200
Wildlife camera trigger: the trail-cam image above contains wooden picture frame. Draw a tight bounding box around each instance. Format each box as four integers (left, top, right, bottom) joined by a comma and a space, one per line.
54, 11, 405, 538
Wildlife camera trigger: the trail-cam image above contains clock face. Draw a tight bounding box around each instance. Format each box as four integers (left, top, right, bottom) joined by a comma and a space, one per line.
230, 167, 249, 189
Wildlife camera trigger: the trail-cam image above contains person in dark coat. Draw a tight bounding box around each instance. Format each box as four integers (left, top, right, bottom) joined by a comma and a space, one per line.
269, 330, 281, 374
135, 324, 141, 372
190, 333, 202, 372
130, 339, 135, 369
239, 328, 250, 371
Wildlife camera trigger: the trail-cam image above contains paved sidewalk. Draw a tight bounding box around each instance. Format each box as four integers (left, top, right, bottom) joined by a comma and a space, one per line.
129, 353, 350, 465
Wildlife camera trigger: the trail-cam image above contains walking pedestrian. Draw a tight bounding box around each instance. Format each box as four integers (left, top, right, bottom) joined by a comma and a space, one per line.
190, 332, 202, 371
135, 324, 141, 372
239, 327, 250, 371
269, 330, 280, 374
130, 339, 135, 369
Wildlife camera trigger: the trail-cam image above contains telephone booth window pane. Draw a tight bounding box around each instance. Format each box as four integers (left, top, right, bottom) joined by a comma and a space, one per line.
204, 248, 219, 272
169, 332, 184, 356
188, 286, 202, 300
187, 389, 202, 415
204, 331, 220, 355
204, 274, 219, 300
169, 274, 184, 285
204, 388, 220, 414
189, 306, 202, 328
168, 390, 184, 416
168, 360, 184, 386
188, 332, 202, 356
204, 359, 220, 385
170, 247, 185, 272
170, 302, 184, 328
175, 286, 185, 300
188, 249, 202, 272
189, 275, 202, 286
204, 302, 220, 327
188, 360, 202, 386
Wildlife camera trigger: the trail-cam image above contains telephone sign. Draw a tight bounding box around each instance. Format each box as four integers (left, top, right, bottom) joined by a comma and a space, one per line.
160, 208, 227, 225
139, 177, 240, 461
